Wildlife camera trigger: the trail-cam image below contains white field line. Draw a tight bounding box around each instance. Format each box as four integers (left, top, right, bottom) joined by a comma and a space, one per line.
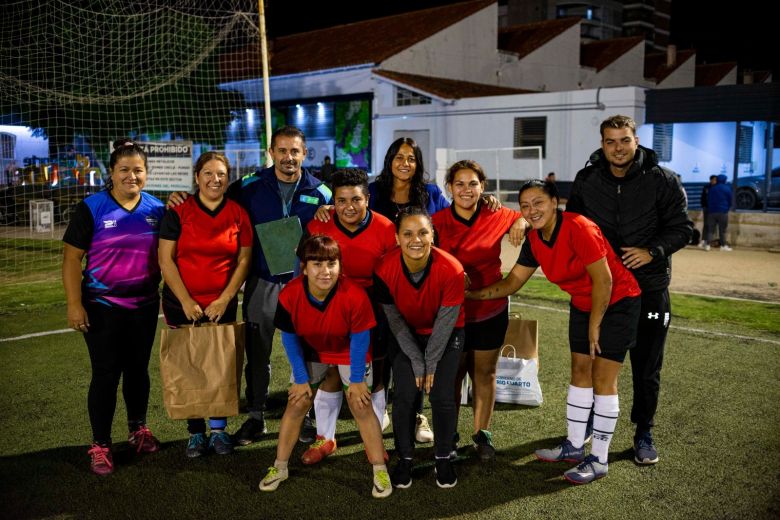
2, 302, 778, 346
509, 301, 780, 346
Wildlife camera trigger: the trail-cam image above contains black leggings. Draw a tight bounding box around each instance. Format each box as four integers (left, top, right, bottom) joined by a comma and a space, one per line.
83, 302, 159, 445
390, 329, 464, 459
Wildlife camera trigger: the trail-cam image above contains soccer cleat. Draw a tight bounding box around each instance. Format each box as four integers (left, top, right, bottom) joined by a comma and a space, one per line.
720, 245, 733, 251
233, 417, 267, 446
258, 466, 288, 492
563, 454, 608, 485
382, 410, 391, 432
208, 431, 233, 455
299, 414, 317, 444
128, 425, 160, 454
372, 469, 393, 498
634, 430, 659, 465
434, 458, 458, 488
186, 433, 208, 458
301, 435, 336, 465
391, 458, 413, 488
472, 430, 496, 462
415, 414, 434, 443
88, 444, 114, 476
535, 439, 585, 463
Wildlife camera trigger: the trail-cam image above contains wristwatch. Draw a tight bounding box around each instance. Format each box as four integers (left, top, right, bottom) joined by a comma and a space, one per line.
648, 246, 662, 260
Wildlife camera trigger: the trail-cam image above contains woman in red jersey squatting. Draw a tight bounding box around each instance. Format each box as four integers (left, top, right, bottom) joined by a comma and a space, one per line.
432, 159, 525, 462
158, 151, 252, 458
374, 207, 465, 490
467, 180, 641, 485
303, 169, 397, 463
258, 235, 392, 499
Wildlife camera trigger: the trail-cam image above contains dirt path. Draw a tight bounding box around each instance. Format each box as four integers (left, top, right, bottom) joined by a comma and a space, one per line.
500, 238, 780, 303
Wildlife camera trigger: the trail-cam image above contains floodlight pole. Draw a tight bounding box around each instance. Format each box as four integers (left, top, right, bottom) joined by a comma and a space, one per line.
258, 0, 273, 167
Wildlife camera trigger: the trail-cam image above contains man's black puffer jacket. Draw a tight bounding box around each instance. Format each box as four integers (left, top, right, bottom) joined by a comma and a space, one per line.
566, 145, 693, 292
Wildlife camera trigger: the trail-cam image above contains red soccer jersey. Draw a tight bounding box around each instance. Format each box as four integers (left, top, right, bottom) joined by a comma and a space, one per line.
374, 247, 466, 335
159, 196, 253, 308
307, 209, 397, 288
518, 211, 641, 312
433, 203, 520, 322
275, 276, 376, 365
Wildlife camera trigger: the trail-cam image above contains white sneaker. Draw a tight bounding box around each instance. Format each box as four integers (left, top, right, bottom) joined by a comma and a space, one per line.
415, 414, 434, 443
720, 245, 733, 251
698, 240, 706, 249
259, 466, 288, 492
704, 244, 711, 251
372, 469, 393, 498
382, 410, 391, 432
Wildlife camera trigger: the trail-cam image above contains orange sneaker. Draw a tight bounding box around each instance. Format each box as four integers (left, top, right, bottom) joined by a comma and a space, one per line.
301, 435, 336, 465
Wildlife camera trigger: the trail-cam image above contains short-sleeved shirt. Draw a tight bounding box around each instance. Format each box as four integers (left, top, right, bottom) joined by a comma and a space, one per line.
159, 195, 252, 308
433, 203, 520, 322
517, 211, 641, 312
373, 246, 466, 335
63, 190, 164, 309
306, 209, 396, 289
274, 276, 376, 365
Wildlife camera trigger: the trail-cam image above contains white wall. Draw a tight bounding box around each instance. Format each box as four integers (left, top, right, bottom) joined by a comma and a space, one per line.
380, 4, 500, 84
372, 86, 646, 184
656, 56, 696, 89
498, 24, 582, 91
579, 43, 653, 89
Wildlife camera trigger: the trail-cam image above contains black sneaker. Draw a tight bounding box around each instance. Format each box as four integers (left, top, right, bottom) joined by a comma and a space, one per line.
435, 458, 458, 488
186, 433, 208, 458
472, 429, 496, 462
233, 417, 267, 446
391, 458, 413, 489
209, 431, 233, 455
299, 413, 316, 444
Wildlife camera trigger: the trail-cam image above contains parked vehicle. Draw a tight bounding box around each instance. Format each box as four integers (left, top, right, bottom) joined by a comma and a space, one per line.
736, 167, 780, 209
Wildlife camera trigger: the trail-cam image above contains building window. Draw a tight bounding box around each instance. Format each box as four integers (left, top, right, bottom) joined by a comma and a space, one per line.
513, 117, 546, 158
396, 87, 432, 107
653, 123, 673, 162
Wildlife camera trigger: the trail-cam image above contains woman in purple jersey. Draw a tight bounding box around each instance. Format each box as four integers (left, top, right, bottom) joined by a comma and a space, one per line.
63, 139, 165, 476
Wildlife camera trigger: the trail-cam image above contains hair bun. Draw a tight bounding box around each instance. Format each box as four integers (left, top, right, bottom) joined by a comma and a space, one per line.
113, 138, 136, 150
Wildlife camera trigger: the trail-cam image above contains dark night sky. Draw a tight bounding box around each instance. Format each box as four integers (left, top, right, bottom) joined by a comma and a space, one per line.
263, 1, 777, 79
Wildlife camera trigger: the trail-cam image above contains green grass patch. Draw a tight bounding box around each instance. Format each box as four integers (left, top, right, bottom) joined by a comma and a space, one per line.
0, 238, 62, 283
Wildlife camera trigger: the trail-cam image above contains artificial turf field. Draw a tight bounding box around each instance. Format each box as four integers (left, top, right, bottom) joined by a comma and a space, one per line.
1, 270, 778, 519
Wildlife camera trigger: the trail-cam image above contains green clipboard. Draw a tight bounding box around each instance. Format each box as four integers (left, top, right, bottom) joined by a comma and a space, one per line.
255, 216, 302, 276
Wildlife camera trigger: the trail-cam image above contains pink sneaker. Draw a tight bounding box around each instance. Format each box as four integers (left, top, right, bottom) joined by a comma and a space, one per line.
88, 444, 114, 476
128, 425, 160, 453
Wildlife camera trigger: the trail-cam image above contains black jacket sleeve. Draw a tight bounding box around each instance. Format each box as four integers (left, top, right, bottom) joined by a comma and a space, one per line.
648, 169, 694, 258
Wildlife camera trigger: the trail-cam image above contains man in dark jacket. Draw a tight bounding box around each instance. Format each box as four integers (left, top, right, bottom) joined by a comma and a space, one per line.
699, 175, 717, 247
703, 174, 733, 251
567, 115, 693, 466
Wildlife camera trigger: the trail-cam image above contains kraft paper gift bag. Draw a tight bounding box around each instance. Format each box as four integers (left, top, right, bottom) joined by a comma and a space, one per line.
495, 318, 543, 406
160, 321, 245, 419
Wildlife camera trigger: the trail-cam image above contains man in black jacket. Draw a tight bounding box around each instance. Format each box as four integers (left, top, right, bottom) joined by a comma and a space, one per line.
566, 115, 693, 466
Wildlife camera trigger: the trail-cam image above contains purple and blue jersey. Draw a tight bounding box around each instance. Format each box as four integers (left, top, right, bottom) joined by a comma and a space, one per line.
63, 190, 164, 309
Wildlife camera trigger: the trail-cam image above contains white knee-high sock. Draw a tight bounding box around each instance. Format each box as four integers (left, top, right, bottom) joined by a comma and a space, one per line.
371, 390, 386, 427
566, 385, 594, 449
314, 390, 342, 440
591, 394, 619, 464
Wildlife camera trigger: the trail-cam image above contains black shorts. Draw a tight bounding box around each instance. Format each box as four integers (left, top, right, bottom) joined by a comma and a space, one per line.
464, 305, 509, 351
568, 296, 641, 363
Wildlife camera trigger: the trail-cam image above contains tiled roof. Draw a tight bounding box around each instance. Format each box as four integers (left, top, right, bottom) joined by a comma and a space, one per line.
580, 37, 644, 72
373, 69, 532, 100
220, 0, 495, 81
695, 62, 737, 86
645, 49, 696, 83
498, 18, 580, 59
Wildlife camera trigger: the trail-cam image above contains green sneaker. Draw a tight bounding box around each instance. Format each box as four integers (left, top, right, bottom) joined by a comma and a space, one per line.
258, 466, 288, 492
372, 469, 392, 498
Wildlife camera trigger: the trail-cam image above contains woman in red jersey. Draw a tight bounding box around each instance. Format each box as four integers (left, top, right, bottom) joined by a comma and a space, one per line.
258, 235, 391, 499
467, 179, 641, 485
432, 159, 525, 462
158, 151, 252, 458
374, 207, 465, 490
